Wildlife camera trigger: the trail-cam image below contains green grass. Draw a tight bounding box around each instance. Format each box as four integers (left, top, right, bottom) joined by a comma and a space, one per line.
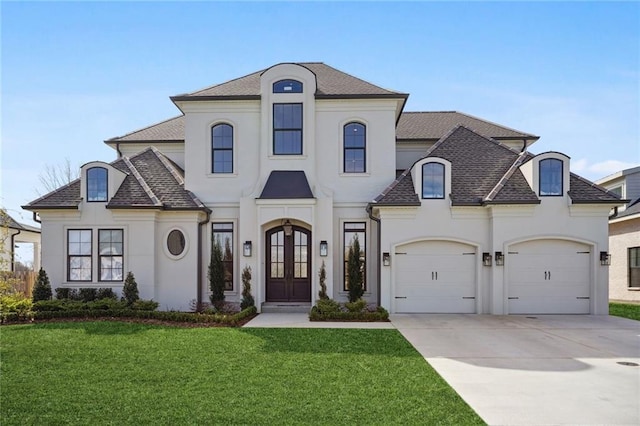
1, 322, 484, 425
610, 302, 640, 321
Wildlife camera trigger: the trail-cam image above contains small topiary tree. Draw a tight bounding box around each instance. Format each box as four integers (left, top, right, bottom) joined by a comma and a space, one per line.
122, 272, 139, 306
32, 268, 52, 302
347, 235, 364, 302
318, 261, 329, 300
240, 265, 255, 310
208, 238, 225, 306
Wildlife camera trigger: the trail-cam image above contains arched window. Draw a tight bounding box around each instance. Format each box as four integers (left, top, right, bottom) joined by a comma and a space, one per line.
87, 167, 108, 202
539, 158, 563, 196
422, 163, 445, 199
212, 124, 233, 173
273, 79, 303, 93
344, 123, 366, 173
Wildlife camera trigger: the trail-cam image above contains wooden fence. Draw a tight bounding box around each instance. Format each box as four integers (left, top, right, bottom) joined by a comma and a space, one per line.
1, 270, 36, 298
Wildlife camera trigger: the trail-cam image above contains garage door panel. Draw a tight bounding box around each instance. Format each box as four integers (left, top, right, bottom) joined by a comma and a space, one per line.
508, 240, 591, 314
395, 241, 476, 314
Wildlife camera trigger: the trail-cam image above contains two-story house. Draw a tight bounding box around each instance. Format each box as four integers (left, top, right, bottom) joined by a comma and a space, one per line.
596, 166, 640, 301
24, 62, 622, 314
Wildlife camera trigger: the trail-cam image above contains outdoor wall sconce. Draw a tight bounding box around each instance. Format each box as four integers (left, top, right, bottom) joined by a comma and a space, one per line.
319, 241, 328, 257
495, 251, 504, 266
382, 252, 391, 266
600, 251, 611, 266
243, 241, 252, 257
482, 252, 492, 267
282, 219, 293, 237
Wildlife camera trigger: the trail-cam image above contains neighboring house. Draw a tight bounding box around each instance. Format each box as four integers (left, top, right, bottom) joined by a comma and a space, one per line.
1, 210, 41, 272
595, 166, 640, 302
23, 62, 623, 314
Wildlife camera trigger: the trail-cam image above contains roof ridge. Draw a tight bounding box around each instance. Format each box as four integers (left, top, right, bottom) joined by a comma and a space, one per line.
455, 111, 538, 139
484, 151, 531, 202
149, 146, 184, 185
568, 172, 627, 202
401, 111, 459, 115
121, 156, 162, 207
105, 115, 184, 142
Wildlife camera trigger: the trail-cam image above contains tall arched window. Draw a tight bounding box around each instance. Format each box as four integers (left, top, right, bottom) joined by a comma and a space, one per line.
212, 124, 233, 173
87, 167, 108, 202
539, 158, 563, 196
344, 122, 366, 173
422, 163, 445, 199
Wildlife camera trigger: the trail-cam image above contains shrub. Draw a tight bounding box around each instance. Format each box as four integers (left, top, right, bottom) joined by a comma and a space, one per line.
314, 298, 341, 314
78, 288, 98, 302
32, 268, 52, 302
96, 288, 117, 300
131, 300, 159, 311
318, 261, 328, 300
55, 287, 70, 299
240, 266, 255, 310
309, 305, 389, 322
86, 298, 128, 311
0, 294, 32, 315
122, 272, 139, 305
346, 235, 364, 302
33, 299, 84, 312
345, 298, 367, 313
208, 238, 225, 305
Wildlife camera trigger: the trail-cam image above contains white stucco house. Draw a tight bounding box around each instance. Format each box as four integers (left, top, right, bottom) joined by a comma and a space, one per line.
596, 166, 640, 302
23, 62, 623, 314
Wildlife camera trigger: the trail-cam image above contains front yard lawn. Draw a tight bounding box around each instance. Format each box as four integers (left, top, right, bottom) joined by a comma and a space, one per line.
1, 322, 484, 425
610, 302, 640, 321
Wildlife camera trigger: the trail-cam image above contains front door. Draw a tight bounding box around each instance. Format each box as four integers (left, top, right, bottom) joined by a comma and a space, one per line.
266, 226, 311, 302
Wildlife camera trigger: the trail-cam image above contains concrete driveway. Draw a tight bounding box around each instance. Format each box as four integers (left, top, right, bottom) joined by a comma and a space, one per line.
391, 314, 640, 425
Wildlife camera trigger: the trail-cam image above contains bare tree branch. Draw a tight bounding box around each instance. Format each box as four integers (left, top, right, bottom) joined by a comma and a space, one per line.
36, 158, 80, 196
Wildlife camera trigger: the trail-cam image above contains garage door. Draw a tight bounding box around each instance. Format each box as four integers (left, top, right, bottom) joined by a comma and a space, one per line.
394, 241, 476, 313
507, 240, 591, 314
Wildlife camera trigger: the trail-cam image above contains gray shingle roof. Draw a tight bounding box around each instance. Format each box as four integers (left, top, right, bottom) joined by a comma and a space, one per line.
396, 111, 538, 141
615, 197, 640, 219
373, 125, 618, 208
171, 62, 407, 100
107, 115, 184, 143
23, 147, 208, 212
1, 210, 41, 232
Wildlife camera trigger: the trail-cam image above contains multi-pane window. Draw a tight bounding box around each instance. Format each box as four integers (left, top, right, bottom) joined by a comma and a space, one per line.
213, 223, 234, 291
212, 124, 233, 173
343, 222, 366, 291
273, 103, 302, 155
99, 229, 123, 281
293, 230, 308, 279
270, 230, 284, 279
87, 167, 108, 202
273, 79, 303, 93
68, 229, 92, 281
422, 163, 445, 199
629, 247, 640, 288
539, 158, 563, 196
344, 123, 366, 173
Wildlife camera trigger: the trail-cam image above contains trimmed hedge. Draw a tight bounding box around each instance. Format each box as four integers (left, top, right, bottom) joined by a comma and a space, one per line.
309, 305, 389, 322
3, 306, 257, 326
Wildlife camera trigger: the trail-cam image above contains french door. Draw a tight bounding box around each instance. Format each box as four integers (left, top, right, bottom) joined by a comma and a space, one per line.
266, 226, 311, 302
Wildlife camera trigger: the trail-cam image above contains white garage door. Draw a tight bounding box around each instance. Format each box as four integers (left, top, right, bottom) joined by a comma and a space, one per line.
507, 240, 591, 314
394, 241, 476, 313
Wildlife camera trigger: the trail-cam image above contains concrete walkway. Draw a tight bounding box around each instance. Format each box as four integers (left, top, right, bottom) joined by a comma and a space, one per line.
244, 313, 640, 425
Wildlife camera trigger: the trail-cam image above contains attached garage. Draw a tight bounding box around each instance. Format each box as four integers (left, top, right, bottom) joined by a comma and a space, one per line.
507, 239, 591, 314
394, 240, 477, 313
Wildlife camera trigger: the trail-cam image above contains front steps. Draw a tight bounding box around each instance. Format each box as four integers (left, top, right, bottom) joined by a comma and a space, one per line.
261, 302, 311, 314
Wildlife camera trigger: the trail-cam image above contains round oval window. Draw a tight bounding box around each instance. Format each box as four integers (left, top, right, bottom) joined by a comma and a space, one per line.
167, 230, 186, 256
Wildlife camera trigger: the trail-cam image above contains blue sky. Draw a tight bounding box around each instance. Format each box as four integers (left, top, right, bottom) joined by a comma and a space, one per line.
2, 1, 639, 245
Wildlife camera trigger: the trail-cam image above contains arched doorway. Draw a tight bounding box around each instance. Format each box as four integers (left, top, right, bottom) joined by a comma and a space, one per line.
265, 225, 311, 302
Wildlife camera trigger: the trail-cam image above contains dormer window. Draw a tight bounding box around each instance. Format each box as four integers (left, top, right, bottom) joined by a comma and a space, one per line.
422, 163, 445, 199
273, 79, 303, 93
87, 167, 108, 202
539, 158, 563, 196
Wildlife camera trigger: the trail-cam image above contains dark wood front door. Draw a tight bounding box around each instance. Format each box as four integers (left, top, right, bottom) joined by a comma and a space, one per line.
266, 226, 311, 302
